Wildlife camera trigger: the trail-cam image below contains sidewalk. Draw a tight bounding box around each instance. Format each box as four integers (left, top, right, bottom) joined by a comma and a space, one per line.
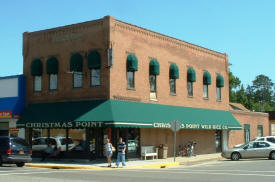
26, 153, 223, 170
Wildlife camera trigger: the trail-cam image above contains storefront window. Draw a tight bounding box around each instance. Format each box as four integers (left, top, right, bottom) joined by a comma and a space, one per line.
0, 122, 9, 136
127, 128, 140, 158
69, 129, 87, 152
244, 124, 250, 143
257, 125, 263, 137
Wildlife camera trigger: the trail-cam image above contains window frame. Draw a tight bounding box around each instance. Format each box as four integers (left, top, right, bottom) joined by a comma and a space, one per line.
203, 84, 209, 99
216, 87, 221, 101
73, 72, 83, 88
187, 81, 193, 97
169, 78, 176, 94
127, 71, 135, 89
49, 74, 58, 90
90, 68, 101, 87
34, 75, 42, 92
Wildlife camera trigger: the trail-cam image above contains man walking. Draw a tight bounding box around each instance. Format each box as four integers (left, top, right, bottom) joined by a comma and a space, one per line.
115, 137, 126, 167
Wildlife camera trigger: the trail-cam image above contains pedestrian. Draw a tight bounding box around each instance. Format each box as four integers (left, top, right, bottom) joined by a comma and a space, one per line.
115, 137, 126, 167
105, 138, 113, 167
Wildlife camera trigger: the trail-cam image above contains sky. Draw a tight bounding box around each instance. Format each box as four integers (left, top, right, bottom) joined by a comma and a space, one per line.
0, 0, 274, 87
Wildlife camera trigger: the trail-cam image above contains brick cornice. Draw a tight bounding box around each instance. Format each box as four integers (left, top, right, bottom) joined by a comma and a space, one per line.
113, 19, 226, 59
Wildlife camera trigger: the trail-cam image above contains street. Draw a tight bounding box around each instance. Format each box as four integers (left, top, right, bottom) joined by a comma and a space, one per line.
0, 159, 275, 182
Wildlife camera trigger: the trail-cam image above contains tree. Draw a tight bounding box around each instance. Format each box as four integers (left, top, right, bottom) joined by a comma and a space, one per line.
251, 74, 274, 111
229, 71, 241, 102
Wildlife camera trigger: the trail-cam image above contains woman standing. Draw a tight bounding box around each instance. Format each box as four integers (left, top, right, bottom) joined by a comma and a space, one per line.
105, 138, 113, 167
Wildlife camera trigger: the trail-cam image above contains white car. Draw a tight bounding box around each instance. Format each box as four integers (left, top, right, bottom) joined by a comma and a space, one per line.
32, 137, 75, 152
234, 136, 275, 148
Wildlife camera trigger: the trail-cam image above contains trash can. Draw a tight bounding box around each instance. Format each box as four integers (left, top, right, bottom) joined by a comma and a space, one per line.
158, 144, 168, 159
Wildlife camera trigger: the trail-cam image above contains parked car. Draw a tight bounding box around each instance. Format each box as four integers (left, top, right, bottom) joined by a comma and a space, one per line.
32, 137, 75, 152
0, 136, 32, 167
222, 140, 275, 161
234, 136, 275, 148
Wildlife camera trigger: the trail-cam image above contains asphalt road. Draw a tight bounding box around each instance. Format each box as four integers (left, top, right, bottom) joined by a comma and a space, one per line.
1, 159, 275, 182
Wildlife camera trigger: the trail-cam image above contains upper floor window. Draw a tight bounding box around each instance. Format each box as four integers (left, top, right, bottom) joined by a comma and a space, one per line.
30, 58, 43, 92
34, 76, 42, 91
88, 50, 101, 86
216, 74, 224, 101
149, 59, 160, 99
126, 54, 138, 89
187, 67, 196, 97
169, 64, 179, 95
70, 53, 83, 88
203, 71, 212, 99
46, 57, 59, 90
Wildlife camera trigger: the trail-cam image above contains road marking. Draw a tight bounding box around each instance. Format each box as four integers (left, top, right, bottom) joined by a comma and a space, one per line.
0, 170, 79, 176
119, 169, 275, 177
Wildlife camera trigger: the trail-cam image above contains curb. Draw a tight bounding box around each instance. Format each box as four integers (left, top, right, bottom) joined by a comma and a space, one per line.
179, 156, 222, 165
26, 162, 180, 170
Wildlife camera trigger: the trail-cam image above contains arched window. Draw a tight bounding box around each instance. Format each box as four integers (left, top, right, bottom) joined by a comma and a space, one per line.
70, 53, 83, 88
149, 59, 160, 100
203, 71, 212, 99
126, 54, 138, 89
187, 67, 196, 97
88, 51, 101, 86
31, 59, 43, 91
46, 57, 58, 90
169, 64, 179, 94
216, 74, 224, 101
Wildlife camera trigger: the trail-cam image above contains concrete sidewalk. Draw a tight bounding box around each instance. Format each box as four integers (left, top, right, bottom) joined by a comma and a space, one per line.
26, 153, 222, 170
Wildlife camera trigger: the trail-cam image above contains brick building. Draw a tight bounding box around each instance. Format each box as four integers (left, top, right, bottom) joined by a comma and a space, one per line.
17, 16, 247, 159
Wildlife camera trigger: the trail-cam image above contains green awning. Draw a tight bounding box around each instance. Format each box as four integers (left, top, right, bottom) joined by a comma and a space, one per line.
187, 67, 196, 82
216, 74, 224, 87
127, 54, 138, 71
169, 64, 179, 79
203, 71, 212, 85
149, 59, 160, 75
17, 100, 241, 130
31, 59, 43, 76
46, 57, 58, 74
88, 51, 101, 69
70, 53, 83, 72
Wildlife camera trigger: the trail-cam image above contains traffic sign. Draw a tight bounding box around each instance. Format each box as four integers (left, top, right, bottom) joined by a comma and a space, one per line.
170, 120, 181, 132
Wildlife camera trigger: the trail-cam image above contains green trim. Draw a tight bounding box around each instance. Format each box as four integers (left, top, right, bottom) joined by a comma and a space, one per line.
216, 74, 224, 87
127, 54, 138, 71
31, 59, 43, 76
70, 53, 83, 72
88, 51, 101, 69
17, 100, 241, 130
169, 64, 179, 79
149, 59, 160, 75
46, 57, 58, 74
187, 67, 196, 82
203, 71, 212, 85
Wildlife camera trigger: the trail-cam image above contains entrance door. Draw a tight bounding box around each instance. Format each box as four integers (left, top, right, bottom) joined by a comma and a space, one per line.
215, 130, 222, 153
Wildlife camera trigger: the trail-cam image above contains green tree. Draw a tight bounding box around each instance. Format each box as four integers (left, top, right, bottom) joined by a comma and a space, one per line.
229, 71, 241, 102
251, 74, 274, 111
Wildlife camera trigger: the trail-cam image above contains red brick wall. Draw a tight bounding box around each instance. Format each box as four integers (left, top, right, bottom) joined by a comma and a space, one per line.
109, 18, 229, 110
23, 18, 110, 104
228, 111, 269, 148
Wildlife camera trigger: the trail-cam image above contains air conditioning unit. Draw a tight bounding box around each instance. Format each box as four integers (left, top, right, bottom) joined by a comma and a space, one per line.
107, 48, 113, 67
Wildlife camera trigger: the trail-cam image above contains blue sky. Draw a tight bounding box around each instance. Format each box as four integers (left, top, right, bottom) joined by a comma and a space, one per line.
1, 0, 274, 87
